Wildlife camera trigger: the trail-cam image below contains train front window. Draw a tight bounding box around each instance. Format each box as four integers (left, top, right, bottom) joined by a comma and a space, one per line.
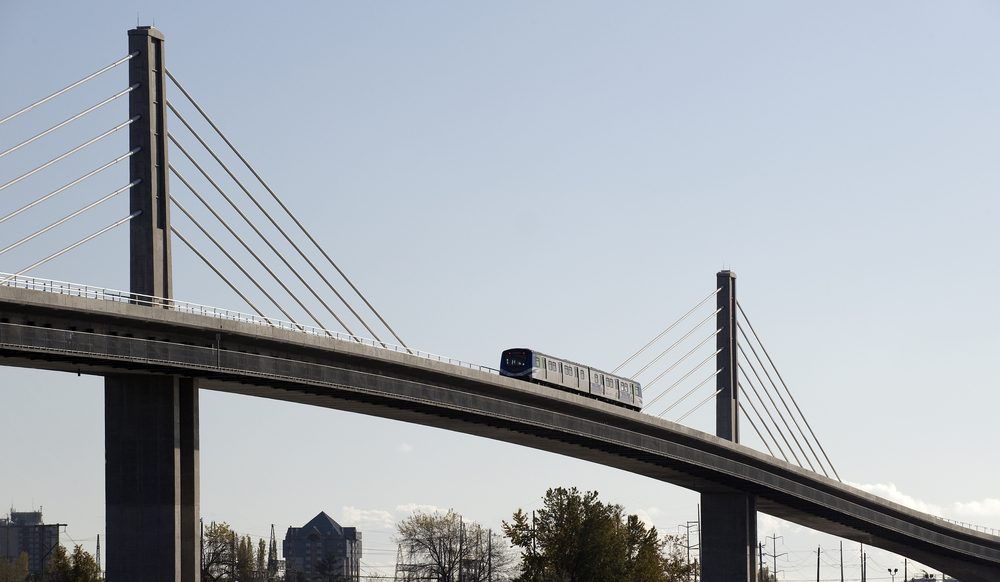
503, 352, 529, 372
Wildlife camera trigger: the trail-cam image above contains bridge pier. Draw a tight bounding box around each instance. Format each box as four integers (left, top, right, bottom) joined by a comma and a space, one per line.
701, 270, 758, 582
105, 375, 200, 582
701, 492, 757, 581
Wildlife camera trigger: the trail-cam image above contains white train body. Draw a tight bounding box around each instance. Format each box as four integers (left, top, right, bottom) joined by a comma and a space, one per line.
499, 348, 642, 410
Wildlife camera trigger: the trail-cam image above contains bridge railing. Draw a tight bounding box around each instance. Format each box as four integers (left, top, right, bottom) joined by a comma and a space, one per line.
0, 272, 500, 375
940, 518, 1000, 538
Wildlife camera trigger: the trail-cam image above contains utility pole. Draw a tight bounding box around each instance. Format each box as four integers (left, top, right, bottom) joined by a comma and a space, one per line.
840, 541, 844, 582
767, 534, 784, 582
816, 546, 820, 582
758, 542, 764, 581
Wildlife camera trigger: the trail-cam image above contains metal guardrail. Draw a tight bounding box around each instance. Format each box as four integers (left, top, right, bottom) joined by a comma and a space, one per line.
940, 518, 1000, 538
0, 272, 500, 375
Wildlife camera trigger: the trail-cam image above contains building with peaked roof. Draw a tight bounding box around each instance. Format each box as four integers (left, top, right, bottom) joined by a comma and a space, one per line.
283, 512, 361, 581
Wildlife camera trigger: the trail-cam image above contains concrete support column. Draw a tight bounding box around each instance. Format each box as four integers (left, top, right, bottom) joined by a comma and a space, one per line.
701, 492, 757, 582
106, 375, 199, 582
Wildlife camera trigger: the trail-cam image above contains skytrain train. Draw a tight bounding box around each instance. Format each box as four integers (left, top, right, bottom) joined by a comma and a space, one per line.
499, 348, 642, 411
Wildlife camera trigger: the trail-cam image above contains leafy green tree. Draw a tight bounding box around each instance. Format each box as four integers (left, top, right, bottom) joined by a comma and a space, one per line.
0, 552, 30, 582
44, 545, 101, 582
235, 535, 256, 582
505, 488, 625, 582
504, 488, 698, 582
256, 538, 268, 573
316, 552, 348, 582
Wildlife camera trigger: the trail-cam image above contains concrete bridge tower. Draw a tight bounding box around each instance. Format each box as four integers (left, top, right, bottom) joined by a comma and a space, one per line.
701, 270, 758, 582
104, 26, 200, 582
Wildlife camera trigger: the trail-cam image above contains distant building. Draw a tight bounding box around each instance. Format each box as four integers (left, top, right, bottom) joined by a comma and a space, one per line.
0, 509, 61, 576
283, 512, 361, 581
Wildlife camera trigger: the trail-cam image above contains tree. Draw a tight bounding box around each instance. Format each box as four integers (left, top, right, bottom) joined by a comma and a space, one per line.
315, 552, 347, 582
44, 545, 101, 582
235, 535, 256, 582
202, 521, 237, 582
0, 552, 29, 582
503, 487, 698, 582
395, 509, 518, 582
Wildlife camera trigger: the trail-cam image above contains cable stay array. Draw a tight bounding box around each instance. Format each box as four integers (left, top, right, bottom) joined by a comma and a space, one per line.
0, 52, 143, 287
163, 68, 409, 351
614, 287, 841, 481
0, 49, 410, 355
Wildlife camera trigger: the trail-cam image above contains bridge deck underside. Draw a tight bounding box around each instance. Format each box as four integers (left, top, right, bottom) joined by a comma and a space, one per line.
1, 287, 998, 582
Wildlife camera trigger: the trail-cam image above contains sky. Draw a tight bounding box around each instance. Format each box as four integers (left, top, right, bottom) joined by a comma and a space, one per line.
2, 1, 1000, 580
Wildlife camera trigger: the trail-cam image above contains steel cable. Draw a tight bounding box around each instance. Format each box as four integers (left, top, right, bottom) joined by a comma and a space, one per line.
0, 116, 139, 193
737, 357, 805, 468
613, 287, 721, 373
737, 301, 841, 482
0, 52, 138, 126
170, 195, 304, 330
658, 369, 722, 418
168, 173, 307, 331
739, 382, 788, 462
0, 180, 139, 257
676, 388, 723, 424
0, 148, 139, 226
640, 330, 721, 393
170, 226, 272, 324
737, 322, 826, 477
0, 84, 138, 161
167, 137, 355, 339
643, 348, 721, 412
631, 309, 722, 379
738, 401, 777, 458
164, 68, 410, 351
166, 100, 384, 346
0, 211, 140, 285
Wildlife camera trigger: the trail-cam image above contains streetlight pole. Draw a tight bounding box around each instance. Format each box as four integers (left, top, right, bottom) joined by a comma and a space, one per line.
889, 568, 899, 582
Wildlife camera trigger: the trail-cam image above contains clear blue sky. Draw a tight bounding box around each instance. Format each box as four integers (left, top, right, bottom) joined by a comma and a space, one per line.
2, 2, 999, 579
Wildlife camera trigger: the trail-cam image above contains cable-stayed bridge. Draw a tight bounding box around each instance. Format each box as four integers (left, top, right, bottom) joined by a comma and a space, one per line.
1, 27, 998, 582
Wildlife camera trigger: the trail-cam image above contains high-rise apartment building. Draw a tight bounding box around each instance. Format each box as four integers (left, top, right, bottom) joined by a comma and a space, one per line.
283, 512, 361, 581
0, 509, 61, 576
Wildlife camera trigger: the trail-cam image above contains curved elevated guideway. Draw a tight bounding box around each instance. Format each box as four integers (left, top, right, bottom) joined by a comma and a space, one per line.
0, 284, 998, 582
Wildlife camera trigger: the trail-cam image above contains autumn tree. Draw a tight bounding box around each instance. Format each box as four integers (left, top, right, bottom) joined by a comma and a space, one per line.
0, 552, 29, 582
504, 487, 697, 582
395, 509, 518, 582
202, 522, 236, 582
44, 545, 101, 582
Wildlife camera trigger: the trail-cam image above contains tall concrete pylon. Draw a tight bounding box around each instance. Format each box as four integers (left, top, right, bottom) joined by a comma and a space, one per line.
104, 26, 200, 582
701, 270, 758, 582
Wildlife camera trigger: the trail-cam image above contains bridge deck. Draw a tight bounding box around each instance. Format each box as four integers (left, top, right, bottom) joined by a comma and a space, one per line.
1, 285, 998, 581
